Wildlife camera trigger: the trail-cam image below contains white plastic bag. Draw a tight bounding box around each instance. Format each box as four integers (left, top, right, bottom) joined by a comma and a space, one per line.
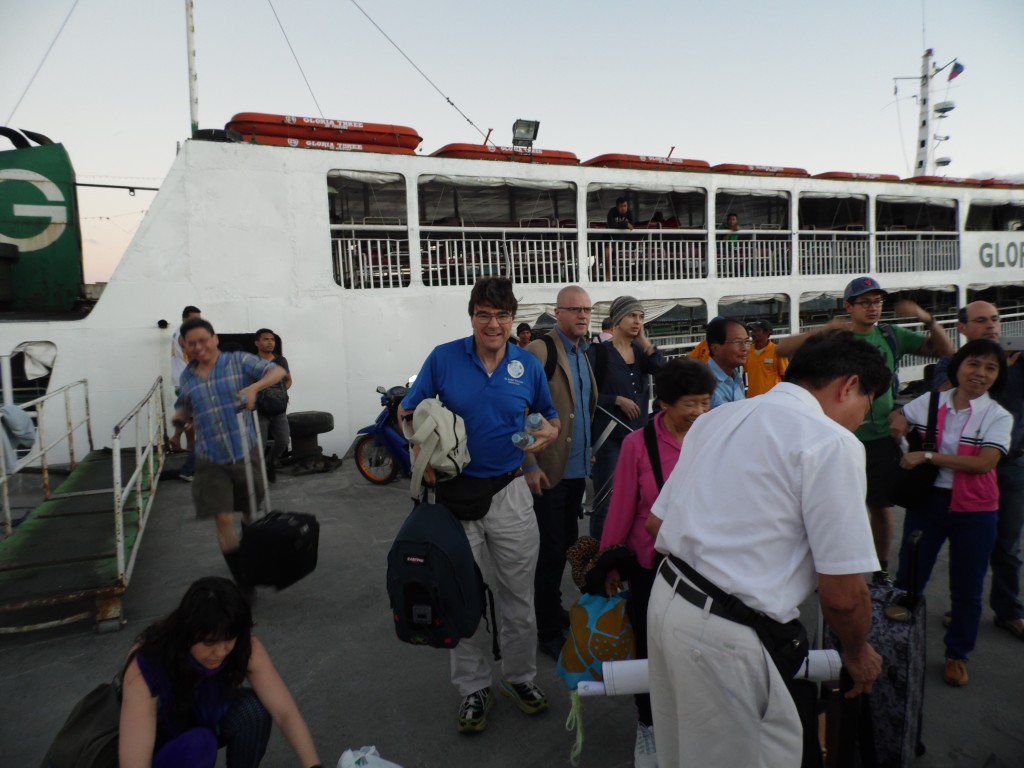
337, 745, 404, 768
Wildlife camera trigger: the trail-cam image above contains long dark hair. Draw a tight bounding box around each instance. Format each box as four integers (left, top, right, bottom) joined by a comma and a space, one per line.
131, 577, 253, 729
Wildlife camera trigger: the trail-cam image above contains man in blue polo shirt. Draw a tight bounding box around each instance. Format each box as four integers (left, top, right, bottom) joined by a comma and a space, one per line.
706, 317, 750, 408
399, 277, 560, 735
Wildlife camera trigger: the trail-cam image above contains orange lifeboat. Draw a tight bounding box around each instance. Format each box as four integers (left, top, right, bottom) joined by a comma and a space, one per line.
226, 112, 422, 150
813, 171, 901, 182
233, 134, 416, 155
980, 179, 1024, 189
431, 143, 578, 165
582, 154, 710, 172
712, 163, 809, 177
902, 176, 985, 187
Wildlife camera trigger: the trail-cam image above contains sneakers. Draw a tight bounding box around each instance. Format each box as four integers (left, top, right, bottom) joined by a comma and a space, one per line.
499, 678, 548, 715
872, 569, 894, 587
178, 472, 193, 482
634, 721, 657, 768
943, 658, 968, 687
457, 687, 493, 733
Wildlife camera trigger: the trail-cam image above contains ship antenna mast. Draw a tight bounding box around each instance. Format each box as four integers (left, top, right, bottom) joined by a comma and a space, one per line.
185, 0, 199, 138
893, 48, 960, 176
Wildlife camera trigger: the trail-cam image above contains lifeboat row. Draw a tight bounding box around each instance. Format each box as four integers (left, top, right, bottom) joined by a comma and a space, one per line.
219, 113, 1024, 187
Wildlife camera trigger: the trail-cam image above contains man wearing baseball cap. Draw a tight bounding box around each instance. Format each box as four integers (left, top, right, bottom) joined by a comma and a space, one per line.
745, 320, 788, 397
776, 276, 953, 583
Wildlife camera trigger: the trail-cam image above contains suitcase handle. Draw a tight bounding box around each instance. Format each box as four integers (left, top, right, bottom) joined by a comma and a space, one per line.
236, 406, 272, 518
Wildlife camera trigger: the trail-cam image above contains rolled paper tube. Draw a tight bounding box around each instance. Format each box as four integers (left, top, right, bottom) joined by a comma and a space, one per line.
588, 650, 844, 697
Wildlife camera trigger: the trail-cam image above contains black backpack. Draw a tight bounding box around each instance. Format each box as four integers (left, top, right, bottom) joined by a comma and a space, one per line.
387, 502, 498, 657
541, 333, 607, 386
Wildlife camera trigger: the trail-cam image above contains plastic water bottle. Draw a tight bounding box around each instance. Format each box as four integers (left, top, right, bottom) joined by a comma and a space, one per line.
511, 413, 544, 448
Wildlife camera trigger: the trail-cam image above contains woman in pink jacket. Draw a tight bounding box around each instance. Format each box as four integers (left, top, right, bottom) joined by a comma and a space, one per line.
600, 358, 716, 768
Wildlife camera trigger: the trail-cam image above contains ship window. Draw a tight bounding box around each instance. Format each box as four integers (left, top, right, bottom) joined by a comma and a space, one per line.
585, 184, 706, 229
876, 195, 957, 231
798, 194, 867, 230
965, 201, 1024, 232
418, 175, 576, 227
715, 189, 789, 230
327, 171, 406, 224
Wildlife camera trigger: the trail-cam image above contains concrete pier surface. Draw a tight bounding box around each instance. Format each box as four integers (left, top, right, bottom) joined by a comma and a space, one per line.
3, 461, 1022, 767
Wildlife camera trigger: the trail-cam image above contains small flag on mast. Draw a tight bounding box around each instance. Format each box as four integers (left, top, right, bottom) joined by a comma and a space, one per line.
948, 61, 965, 81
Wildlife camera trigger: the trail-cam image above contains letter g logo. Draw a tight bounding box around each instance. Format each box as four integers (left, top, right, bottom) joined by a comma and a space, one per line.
0, 168, 68, 252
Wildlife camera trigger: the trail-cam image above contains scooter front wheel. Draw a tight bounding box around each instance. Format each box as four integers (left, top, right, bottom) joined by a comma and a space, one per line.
354, 434, 401, 485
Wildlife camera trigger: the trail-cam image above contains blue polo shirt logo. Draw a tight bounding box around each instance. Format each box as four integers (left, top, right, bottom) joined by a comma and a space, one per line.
506, 360, 525, 379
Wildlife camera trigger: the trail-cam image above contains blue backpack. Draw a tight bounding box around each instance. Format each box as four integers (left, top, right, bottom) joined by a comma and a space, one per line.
387, 502, 498, 657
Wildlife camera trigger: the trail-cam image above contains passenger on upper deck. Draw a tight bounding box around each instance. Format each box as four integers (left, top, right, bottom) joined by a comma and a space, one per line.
721, 213, 741, 241
607, 197, 635, 231
775, 276, 954, 586
706, 318, 750, 408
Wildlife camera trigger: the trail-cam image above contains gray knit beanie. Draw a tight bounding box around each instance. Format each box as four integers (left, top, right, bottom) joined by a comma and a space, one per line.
610, 296, 644, 327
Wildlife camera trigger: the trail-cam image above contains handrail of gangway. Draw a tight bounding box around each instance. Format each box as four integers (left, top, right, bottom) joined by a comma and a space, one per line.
0, 379, 93, 536
111, 376, 166, 586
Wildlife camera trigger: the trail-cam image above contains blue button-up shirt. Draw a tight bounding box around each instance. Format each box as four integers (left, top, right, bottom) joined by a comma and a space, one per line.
176, 351, 276, 463
553, 326, 592, 479
708, 357, 746, 409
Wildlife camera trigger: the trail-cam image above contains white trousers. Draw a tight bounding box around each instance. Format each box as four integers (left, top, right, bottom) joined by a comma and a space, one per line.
647, 573, 802, 767
450, 476, 540, 696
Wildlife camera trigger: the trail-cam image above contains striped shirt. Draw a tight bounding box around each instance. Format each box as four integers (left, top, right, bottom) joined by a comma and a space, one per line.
175, 351, 276, 463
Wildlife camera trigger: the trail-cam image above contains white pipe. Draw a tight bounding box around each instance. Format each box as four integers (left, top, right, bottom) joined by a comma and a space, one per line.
576, 650, 844, 697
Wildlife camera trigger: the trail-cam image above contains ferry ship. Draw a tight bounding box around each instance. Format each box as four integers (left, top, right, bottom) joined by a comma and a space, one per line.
0, 53, 1021, 459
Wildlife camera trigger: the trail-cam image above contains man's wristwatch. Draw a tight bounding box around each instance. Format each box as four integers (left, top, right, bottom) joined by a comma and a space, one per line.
924, 451, 934, 463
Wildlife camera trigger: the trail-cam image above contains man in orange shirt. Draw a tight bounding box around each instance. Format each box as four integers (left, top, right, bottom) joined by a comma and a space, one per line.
745, 320, 788, 397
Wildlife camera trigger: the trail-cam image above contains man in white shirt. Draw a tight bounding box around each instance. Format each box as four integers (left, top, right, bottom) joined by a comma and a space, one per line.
645, 331, 890, 766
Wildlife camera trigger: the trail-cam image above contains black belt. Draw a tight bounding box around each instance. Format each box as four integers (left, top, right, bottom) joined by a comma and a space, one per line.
658, 559, 734, 622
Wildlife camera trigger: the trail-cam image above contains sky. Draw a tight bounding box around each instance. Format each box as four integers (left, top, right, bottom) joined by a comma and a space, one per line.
4, 0, 1023, 283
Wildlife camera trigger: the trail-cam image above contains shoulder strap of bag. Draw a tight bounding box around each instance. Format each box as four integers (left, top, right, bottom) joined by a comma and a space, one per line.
643, 421, 664, 490
923, 389, 939, 451
879, 323, 901, 398
542, 333, 558, 380
594, 342, 609, 389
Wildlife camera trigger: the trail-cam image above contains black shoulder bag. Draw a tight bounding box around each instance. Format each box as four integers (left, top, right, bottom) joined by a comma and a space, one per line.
890, 391, 940, 510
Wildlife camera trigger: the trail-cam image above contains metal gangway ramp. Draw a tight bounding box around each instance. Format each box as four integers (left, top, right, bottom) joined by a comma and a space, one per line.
0, 378, 166, 632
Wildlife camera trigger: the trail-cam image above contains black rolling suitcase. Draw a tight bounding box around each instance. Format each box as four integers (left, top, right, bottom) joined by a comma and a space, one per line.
824, 531, 926, 768
237, 408, 320, 590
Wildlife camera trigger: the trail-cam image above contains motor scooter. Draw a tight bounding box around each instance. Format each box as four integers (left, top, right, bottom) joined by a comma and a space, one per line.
354, 384, 411, 484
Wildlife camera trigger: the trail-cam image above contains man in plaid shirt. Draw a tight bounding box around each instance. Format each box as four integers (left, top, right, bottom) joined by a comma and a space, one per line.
173, 317, 288, 592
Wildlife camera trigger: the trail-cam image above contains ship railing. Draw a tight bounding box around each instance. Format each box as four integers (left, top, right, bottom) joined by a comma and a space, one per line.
797, 230, 870, 275
587, 229, 708, 283
714, 233, 791, 279
110, 376, 166, 587
331, 225, 411, 289
420, 225, 578, 286
876, 232, 960, 273
0, 379, 93, 536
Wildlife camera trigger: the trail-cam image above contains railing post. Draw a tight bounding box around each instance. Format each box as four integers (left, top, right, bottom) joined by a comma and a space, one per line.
1, 355, 13, 407
112, 424, 126, 583
1, 439, 10, 536
38, 399, 49, 500
64, 387, 76, 468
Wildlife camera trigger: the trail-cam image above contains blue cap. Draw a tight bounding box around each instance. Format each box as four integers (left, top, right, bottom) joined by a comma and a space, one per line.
844, 276, 887, 302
